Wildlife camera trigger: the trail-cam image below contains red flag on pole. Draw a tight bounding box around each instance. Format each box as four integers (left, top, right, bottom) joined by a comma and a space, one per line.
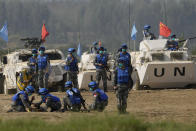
41, 24, 49, 41
159, 22, 171, 37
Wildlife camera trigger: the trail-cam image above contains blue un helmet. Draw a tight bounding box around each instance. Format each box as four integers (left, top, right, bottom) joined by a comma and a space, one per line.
32, 48, 38, 54
39, 88, 49, 95
65, 81, 73, 88
25, 85, 35, 96
170, 34, 176, 40
88, 81, 97, 91
68, 48, 75, 54
121, 43, 127, 49
39, 46, 45, 51
144, 25, 151, 30
98, 46, 104, 54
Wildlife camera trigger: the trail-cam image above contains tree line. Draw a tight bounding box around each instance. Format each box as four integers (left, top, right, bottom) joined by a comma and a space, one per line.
0, 0, 196, 52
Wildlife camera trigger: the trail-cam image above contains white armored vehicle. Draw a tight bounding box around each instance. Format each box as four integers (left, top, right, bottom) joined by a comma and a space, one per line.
78, 51, 114, 90
131, 39, 196, 89
2, 38, 66, 94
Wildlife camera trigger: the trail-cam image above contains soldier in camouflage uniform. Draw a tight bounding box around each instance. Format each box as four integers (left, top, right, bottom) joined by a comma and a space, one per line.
88, 81, 108, 112
93, 47, 108, 92
64, 48, 79, 89
37, 46, 50, 89
33, 88, 61, 112
113, 58, 133, 113
8, 85, 35, 112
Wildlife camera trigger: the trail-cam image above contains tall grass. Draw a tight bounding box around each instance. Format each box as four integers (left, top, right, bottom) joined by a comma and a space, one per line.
0, 114, 195, 131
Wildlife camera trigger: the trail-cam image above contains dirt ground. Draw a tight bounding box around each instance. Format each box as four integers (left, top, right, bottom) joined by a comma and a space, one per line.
1, 89, 196, 124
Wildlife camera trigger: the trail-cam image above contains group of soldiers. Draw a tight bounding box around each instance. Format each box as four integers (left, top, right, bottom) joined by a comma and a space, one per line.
8, 40, 134, 113
7, 23, 185, 114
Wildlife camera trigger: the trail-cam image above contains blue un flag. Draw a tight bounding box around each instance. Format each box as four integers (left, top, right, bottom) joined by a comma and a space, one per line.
77, 43, 82, 57
131, 24, 137, 40
0, 22, 8, 43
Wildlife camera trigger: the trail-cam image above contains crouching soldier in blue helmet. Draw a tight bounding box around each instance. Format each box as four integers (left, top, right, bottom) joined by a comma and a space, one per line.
34, 88, 61, 112
64, 48, 79, 89
8, 85, 35, 112
113, 58, 133, 113
37, 46, 50, 89
93, 47, 108, 92
88, 81, 108, 112
62, 81, 87, 112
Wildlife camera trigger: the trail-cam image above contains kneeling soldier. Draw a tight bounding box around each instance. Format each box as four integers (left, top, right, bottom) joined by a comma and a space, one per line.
63, 81, 87, 112
9, 85, 35, 112
34, 88, 61, 112
88, 81, 108, 112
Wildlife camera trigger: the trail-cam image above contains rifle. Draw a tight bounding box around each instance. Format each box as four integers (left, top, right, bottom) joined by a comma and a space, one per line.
70, 89, 89, 111
104, 65, 112, 81
179, 36, 196, 43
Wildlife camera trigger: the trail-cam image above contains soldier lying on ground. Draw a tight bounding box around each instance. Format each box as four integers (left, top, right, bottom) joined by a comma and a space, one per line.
8, 85, 35, 112
62, 81, 88, 112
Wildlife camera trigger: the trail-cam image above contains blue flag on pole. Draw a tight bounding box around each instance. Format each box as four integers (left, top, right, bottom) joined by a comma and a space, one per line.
77, 43, 82, 57
131, 24, 137, 40
0, 22, 8, 43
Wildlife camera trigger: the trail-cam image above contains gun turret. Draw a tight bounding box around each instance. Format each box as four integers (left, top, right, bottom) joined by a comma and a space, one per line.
20, 37, 42, 49
179, 36, 196, 43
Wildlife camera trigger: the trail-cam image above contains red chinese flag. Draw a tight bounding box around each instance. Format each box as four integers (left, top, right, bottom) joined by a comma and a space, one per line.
159, 22, 171, 37
41, 24, 49, 41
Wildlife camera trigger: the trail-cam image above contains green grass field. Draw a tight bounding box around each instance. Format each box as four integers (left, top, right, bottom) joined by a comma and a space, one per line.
0, 114, 195, 131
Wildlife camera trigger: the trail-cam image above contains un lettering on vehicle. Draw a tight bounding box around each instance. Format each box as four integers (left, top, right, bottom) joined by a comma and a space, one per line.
154, 67, 185, 77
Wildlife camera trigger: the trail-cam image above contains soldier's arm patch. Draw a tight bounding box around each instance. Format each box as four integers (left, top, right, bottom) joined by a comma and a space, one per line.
93, 93, 97, 97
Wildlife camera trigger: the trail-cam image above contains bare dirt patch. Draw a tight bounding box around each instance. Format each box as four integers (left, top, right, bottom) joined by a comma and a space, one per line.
1, 89, 196, 124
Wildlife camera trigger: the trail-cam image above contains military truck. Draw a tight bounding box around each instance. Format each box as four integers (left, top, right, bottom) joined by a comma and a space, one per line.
78, 52, 114, 90
131, 39, 196, 90
1, 38, 66, 94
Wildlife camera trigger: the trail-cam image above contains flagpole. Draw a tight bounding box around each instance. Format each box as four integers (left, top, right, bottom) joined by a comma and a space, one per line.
134, 40, 136, 51
128, 0, 131, 50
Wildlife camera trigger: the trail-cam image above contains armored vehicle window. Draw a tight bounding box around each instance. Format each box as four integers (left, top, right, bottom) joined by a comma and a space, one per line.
19, 54, 32, 62
151, 53, 164, 61
45, 53, 62, 60
170, 52, 183, 61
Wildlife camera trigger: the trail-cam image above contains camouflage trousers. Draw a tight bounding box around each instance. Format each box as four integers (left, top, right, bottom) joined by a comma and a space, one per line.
66, 71, 78, 89
38, 70, 49, 89
63, 96, 81, 111
116, 84, 129, 113
42, 100, 61, 112
89, 99, 108, 112
96, 69, 107, 91
11, 101, 26, 112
